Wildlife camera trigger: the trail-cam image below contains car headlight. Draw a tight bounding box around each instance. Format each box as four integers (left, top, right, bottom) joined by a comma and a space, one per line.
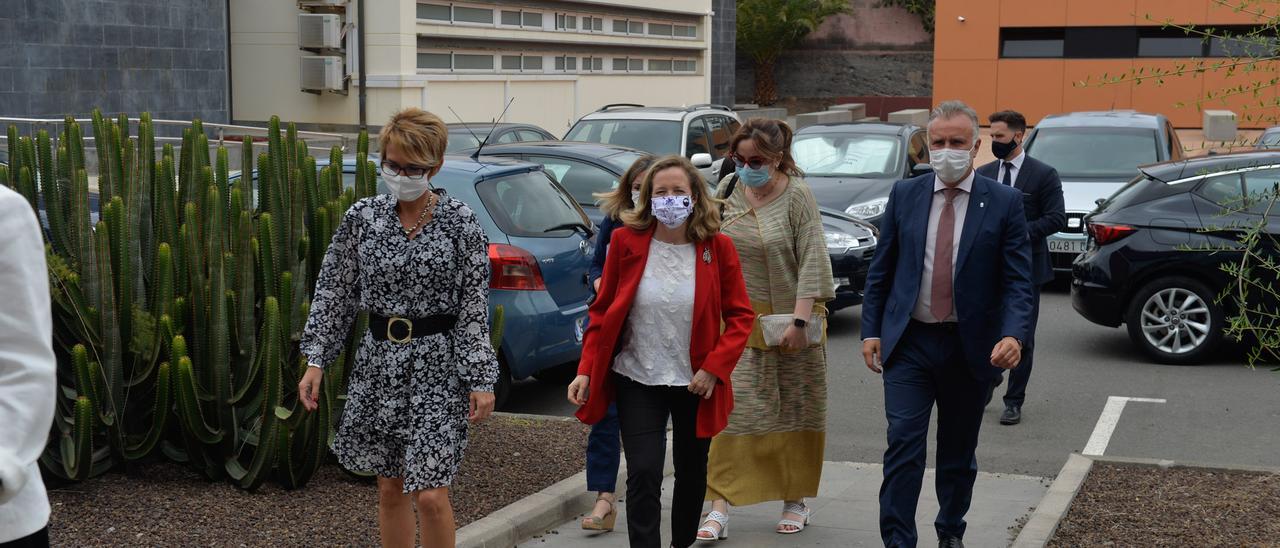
825, 230, 860, 252
845, 197, 889, 219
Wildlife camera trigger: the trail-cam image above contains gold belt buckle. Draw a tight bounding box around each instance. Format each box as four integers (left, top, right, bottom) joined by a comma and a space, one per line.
387, 316, 413, 344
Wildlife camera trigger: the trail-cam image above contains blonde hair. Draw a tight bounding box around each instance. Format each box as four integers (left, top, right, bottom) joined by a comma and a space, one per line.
378, 108, 448, 167
593, 154, 655, 220
621, 155, 721, 242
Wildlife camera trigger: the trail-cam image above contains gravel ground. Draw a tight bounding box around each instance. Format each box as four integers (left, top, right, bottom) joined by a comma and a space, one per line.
1050, 462, 1280, 547
47, 415, 589, 546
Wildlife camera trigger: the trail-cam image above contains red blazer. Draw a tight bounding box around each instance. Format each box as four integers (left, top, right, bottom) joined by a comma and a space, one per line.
575, 225, 755, 438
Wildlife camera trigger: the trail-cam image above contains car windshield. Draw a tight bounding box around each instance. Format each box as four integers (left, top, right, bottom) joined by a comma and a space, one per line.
475, 171, 590, 238
446, 132, 483, 153
792, 134, 901, 178
1259, 132, 1280, 147
564, 120, 681, 156
1027, 128, 1160, 179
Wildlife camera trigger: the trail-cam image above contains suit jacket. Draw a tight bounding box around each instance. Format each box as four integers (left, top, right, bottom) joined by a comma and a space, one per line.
977, 155, 1067, 285
575, 225, 755, 438
861, 172, 1036, 381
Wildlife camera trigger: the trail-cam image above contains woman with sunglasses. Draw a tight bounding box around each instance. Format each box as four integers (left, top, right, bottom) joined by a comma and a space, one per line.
297, 108, 498, 548
578, 154, 656, 532
698, 118, 834, 540
568, 155, 754, 548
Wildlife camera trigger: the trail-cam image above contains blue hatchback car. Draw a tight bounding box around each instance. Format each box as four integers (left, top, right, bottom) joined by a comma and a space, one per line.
234, 155, 596, 407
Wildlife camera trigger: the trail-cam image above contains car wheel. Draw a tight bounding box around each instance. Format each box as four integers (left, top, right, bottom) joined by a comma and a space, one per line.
494, 355, 512, 410
1125, 276, 1223, 365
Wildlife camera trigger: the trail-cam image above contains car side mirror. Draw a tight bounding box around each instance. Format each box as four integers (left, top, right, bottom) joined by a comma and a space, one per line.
911, 163, 933, 176
691, 153, 713, 168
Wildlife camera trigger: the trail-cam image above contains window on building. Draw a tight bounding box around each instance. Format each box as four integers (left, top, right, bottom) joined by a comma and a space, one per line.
452, 6, 492, 24
581, 16, 603, 31
501, 54, 543, 71
1138, 28, 1204, 57
1065, 27, 1138, 58
500, 10, 521, 26
649, 23, 673, 36
612, 58, 628, 71
1000, 28, 1065, 58
418, 52, 451, 69
629, 21, 644, 34
582, 57, 604, 71
501, 55, 520, 70
524, 12, 542, 27
454, 53, 494, 70
418, 3, 450, 21
673, 59, 696, 72
613, 19, 628, 33
556, 14, 577, 30
524, 55, 543, 70
629, 58, 644, 71
554, 55, 577, 71
674, 25, 696, 38
648, 59, 673, 71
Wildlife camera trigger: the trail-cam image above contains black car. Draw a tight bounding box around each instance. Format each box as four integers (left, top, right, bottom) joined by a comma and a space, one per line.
445, 122, 557, 153
1072, 151, 1280, 364
476, 141, 879, 312
791, 122, 932, 226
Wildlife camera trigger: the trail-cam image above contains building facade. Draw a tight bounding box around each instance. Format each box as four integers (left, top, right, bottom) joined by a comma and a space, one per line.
934, 0, 1273, 127
231, 0, 720, 134
0, 0, 228, 122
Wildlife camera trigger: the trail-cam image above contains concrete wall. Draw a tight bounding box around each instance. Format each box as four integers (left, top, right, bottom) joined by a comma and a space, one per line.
0, 0, 229, 121
804, 0, 932, 49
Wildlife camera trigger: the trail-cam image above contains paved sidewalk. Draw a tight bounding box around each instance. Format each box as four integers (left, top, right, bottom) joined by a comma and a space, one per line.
522, 462, 1048, 547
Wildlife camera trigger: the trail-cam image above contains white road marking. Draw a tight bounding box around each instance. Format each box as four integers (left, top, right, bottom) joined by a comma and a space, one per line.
1082, 396, 1167, 456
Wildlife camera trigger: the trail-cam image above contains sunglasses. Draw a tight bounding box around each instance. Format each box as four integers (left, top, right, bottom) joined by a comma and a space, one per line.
730, 154, 769, 170
380, 160, 434, 180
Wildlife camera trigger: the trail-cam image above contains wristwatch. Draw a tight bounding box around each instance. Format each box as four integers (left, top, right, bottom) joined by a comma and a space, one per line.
793, 317, 808, 329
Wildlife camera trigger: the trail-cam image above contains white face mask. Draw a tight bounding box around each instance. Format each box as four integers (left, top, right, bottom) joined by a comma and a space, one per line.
630, 190, 641, 207
651, 195, 694, 229
929, 146, 974, 183
384, 173, 431, 202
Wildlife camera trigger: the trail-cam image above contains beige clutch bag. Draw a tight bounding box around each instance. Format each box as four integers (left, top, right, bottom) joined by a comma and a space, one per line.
757, 313, 826, 347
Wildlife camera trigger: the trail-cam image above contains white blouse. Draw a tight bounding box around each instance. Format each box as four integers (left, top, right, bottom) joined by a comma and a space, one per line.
612, 238, 696, 387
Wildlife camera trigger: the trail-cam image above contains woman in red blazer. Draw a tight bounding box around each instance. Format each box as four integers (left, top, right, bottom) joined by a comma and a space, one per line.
567, 155, 754, 548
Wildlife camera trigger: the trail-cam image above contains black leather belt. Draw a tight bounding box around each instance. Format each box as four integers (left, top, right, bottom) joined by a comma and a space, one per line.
369, 313, 458, 344
909, 318, 959, 331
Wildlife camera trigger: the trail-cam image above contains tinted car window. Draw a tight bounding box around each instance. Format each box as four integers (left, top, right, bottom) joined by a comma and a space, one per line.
1196, 172, 1245, 207
517, 129, 549, 141
475, 171, 589, 237
1243, 168, 1280, 213
908, 131, 928, 166
495, 130, 520, 144
685, 118, 711, 157
447, 132, 482, 153
792, 134, 902, 178
1026, 128, 1159, 179
1258, 131, 1280, 148
565, 119, 681, 156
706, 116, 732, 159
526, 155, 618, 205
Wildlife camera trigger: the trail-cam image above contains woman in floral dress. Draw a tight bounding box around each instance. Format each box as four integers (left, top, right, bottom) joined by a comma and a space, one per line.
297, 108, 498, 548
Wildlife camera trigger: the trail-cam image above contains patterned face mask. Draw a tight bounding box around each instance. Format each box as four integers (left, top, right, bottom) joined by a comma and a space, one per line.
651, 195, 694, 229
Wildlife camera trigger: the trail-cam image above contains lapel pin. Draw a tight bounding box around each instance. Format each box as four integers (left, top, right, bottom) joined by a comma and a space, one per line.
980, 201, 985, 208
703, 248, 712, 264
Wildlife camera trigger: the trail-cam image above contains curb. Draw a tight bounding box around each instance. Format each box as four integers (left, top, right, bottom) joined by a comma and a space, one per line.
457, 416, 675, 548
1011, 453, 1093, 548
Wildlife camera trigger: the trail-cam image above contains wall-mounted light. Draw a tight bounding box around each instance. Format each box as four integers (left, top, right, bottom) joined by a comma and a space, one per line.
958, 16, 966, 22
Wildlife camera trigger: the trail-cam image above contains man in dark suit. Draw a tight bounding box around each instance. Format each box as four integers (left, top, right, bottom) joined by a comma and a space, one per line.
976, 110, 1067, 426
861, 101, 1035, 548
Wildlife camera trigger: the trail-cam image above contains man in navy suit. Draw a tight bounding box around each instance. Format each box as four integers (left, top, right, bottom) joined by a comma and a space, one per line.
976, 110, 1066, 426
861, 101, 1035, 548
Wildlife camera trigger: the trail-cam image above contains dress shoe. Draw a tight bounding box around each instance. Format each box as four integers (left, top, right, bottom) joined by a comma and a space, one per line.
938, 535, 965, 548
1000, 405, 1022, 425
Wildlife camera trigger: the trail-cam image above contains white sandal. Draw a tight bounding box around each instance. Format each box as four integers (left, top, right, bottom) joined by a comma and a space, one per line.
776, 502, 811, 534
696, 510, 729, 541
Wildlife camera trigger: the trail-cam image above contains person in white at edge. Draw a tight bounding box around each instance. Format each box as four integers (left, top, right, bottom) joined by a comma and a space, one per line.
0, 184, 58, 548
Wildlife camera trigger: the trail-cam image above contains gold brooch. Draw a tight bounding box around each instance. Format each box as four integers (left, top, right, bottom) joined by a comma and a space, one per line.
703, 248, 712, 264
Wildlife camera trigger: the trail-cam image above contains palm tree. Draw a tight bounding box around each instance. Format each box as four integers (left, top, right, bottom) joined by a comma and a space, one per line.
738, 0, 851, 106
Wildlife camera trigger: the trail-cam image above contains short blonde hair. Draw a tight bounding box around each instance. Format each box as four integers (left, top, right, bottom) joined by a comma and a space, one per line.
378, 108, 448, 167
621, 155, 721, 242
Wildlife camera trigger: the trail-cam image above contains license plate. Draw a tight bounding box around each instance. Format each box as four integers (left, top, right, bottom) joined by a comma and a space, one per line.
574, 316, 587, 343
833, 277, 850, 291
1048, 239, 1087, 254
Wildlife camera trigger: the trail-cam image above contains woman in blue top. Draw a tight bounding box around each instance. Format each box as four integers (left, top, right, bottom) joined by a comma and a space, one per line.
580, 154, 654, 532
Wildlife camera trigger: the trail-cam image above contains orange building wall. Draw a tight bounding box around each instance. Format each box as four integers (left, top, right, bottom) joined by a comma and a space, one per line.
933, 0, 1278, 127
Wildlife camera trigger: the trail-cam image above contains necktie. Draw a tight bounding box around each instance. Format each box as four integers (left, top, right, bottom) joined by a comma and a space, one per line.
931, 188, 960, 322
1002, 161, 1014, 187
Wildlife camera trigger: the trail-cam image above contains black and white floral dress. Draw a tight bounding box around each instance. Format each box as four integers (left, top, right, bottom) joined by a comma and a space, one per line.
300, 191, 499, 493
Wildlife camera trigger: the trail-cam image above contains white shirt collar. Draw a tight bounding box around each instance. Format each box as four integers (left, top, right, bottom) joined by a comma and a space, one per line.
934, 168, 975, 194
1003, 150, 1026, 171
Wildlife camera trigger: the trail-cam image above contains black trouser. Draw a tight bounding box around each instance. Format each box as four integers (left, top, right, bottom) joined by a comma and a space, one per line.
2, 527, 49, 548
613, 373, 711, 548
1001, 284, 1041, 407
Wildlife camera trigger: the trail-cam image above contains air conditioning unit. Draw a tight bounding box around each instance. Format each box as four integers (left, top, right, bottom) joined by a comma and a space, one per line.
300, 56, 345, 92
298, 13, 343, 49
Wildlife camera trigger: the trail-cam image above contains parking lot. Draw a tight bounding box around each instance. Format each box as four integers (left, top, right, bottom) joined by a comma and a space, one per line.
507, 281, 1280, 478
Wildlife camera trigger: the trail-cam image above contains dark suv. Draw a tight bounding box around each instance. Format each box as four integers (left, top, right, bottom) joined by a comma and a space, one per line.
1072, 151, 1280, 364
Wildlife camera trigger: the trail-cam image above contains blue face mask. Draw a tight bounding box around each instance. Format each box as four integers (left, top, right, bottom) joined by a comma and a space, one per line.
736, 165, 771, 188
